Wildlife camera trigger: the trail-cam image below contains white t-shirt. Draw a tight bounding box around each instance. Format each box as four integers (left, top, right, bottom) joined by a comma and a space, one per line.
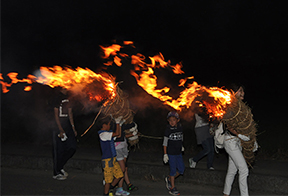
99, 132, 113, 141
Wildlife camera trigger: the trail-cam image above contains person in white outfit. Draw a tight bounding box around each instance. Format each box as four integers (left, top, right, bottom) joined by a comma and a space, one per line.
223, 85, 250, 196
223, 127, 250, 196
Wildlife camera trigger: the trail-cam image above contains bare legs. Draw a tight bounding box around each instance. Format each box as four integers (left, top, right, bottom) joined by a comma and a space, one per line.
169, 172, 180, 189
118, 158, 130, 187
104, 178, 121, 195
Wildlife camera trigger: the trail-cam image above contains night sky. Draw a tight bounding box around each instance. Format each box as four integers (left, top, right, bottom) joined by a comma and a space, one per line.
1, 1, 287, 150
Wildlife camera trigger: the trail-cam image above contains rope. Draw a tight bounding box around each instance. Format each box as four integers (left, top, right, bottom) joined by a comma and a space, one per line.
238, 118, 253, 130
224, 99, 242, 122
81, 106, 103, 137
138, 133, 162, 140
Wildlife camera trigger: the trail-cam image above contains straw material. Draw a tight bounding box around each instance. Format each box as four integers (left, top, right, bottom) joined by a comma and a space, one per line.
81, 86, 135, 138
102, 86, 139, 146
222, 97, 258, 165
102, 86, 134, 124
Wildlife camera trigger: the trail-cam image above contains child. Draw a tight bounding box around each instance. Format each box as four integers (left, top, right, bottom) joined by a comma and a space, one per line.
98, 115, 124, 196
163, 111, 185, 195
114, 122, 138, 196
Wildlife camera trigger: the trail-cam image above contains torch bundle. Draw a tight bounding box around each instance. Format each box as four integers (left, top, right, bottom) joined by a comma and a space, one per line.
102, 86, 134, 124
100, 86, 139, 146
222, 97, 257, 165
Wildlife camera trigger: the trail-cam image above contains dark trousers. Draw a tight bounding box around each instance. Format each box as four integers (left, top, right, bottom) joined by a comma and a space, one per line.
52, 120, 77, 176
193, 137, 214, 168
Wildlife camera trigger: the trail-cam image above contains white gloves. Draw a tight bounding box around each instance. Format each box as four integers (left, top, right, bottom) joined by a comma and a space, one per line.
182, 146, 185, 152
111, 115, 125, 125
130, 123, 138, 131
163, 154, 169, 164
238, 134, 250, 141
58, 133, 68, 141
114, 116, 123, 124
253, 141, 259, 152
132, 130, 138, 136
120, 119, 126, 126
128, 123, 139, 141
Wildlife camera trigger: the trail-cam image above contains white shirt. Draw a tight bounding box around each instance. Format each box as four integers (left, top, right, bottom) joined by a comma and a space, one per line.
99, 132, 113, 141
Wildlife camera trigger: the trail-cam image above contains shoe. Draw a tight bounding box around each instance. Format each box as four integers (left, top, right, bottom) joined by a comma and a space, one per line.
61, 169, 68, 177
189, 158, 196, 168
115, 187, 130, 196
169, 187, 180, 195
109, 189, 114, 196
165, 176, 172, 190
53, 174, 66, 180
127, 183, 138, 191
209, 167, 215, 170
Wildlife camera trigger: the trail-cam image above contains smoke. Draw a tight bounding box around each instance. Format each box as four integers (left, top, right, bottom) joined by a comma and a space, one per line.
68, 80, 110, 114
128, 89, 166, 111
1, 83, 56, 145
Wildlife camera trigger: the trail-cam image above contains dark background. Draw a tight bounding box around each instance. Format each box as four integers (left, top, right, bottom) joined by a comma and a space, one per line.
1, 0, 287, 157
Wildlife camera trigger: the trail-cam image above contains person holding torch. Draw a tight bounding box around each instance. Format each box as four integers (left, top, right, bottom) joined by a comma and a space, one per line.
223, 85, 250, 196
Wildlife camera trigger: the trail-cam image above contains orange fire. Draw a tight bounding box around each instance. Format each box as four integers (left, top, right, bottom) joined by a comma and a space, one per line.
100, 41, 233, 118
0, 73, 36, 93
1, 41, 234, 119
1, 66, 117, 106
130, 68, 172, 102
100, 44, 122, 59
24, 86, 32, 91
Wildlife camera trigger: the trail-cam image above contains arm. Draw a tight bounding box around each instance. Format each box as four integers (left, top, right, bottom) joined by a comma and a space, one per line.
68, 108, 77, 136
229, 127, 250, 141
111, 116, 123, 137
228, 127, 238, 136
54, 107, 65, 138
182, 132, 184, 151
163, 135, 168, 154
125, 132, 134, 138
124, 122, 138, 138
112, 123, 121, 137
116, 127, 122, 138
163, 137, 169, 163
163, 129, 169, 154
163, 145, 167, 154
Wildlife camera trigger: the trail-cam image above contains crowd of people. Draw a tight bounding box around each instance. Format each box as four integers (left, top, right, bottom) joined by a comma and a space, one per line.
52, 85, 254, 196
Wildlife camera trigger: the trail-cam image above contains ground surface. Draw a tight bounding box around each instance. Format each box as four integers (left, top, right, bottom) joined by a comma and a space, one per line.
1, 167, 274, 196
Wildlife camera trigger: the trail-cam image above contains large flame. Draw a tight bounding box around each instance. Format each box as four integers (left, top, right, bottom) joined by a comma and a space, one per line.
1, 41, 233, 118
100, 41, 233, 118
1, 66, 117, 106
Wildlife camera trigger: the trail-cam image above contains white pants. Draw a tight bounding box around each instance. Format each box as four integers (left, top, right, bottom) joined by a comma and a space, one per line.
223, 135, 249, 196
